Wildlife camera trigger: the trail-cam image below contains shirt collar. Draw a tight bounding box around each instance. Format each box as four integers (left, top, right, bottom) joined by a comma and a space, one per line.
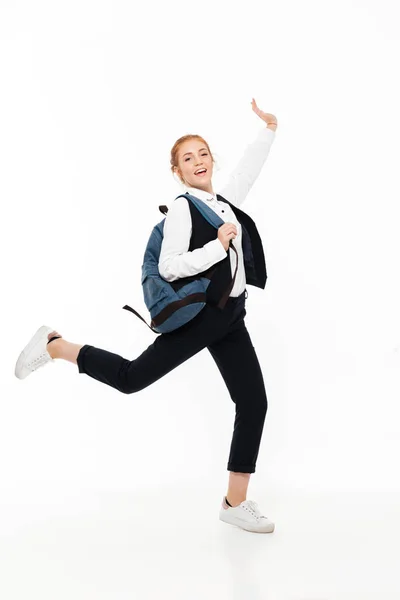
185, 185, 217, 203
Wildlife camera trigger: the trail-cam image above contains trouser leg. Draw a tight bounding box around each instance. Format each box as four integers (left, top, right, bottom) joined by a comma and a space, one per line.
207, 317, 268, 474
76, 302, 232, 394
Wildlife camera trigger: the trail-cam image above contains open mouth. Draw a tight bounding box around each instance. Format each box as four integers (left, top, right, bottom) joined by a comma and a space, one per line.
195, 169, 207, 177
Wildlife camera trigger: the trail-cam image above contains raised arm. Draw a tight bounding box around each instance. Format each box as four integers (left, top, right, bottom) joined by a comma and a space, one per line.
218, 98, 278, 208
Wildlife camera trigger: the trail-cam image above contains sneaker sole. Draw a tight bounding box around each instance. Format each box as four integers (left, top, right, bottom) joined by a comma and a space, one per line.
15, 325, 53, 380
219, 510, 275, 533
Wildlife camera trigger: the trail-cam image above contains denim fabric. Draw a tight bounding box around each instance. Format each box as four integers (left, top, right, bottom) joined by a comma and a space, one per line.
138, 193, 226, 333
77, 290, 268, 474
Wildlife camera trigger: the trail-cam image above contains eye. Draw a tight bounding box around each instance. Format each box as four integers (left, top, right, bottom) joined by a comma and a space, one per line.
184, 152, 208, 162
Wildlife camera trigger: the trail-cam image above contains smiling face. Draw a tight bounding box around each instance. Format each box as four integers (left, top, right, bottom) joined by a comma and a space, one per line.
174, 138, 214, 193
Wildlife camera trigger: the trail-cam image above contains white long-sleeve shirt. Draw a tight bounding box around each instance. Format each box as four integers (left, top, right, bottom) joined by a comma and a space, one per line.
158, 126, 276, 297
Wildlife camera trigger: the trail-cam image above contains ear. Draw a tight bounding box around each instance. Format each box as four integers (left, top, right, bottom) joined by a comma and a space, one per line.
173, 168, 183, 183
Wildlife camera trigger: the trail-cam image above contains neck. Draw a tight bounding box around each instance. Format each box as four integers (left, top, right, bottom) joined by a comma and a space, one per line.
190, 183, 215, 195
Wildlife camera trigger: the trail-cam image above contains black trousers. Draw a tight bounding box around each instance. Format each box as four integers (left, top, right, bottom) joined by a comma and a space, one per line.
77, 290, 268, 473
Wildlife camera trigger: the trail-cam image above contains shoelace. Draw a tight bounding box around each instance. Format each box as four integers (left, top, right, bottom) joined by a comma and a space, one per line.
241, 500, 265, 520
27, 351, 51, 370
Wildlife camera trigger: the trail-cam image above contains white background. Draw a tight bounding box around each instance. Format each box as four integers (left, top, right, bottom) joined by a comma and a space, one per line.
1, 0, 399, 598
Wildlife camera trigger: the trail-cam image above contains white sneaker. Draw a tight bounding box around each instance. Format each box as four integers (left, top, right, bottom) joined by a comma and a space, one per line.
15, 325, 61, 380
219, 497, 275, 533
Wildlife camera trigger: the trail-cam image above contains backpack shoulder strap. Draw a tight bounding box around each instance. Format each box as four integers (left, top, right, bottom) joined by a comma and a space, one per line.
174, 192, 224, 229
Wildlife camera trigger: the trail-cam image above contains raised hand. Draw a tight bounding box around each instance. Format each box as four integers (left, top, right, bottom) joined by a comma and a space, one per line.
251, 98, 278, 129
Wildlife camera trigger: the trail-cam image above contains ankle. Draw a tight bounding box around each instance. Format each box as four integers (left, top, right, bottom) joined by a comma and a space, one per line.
47, 338, 63, 359
226, 495, 246, 508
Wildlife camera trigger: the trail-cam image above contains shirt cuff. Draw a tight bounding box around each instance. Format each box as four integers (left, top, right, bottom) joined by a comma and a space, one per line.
256, 126, 276, 143
205, 237, 228, 262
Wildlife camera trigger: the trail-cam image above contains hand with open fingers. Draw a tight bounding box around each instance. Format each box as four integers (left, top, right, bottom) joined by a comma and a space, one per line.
251, 98, 278, 128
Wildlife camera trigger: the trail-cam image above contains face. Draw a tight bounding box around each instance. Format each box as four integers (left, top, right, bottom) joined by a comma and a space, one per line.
174, 138, 214, 193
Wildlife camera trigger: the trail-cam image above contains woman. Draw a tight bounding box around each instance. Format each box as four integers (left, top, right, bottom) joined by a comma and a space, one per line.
15, 98, 278, 534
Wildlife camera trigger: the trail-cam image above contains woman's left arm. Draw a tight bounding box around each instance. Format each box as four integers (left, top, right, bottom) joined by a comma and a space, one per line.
218, 98, 278, 208
251, 97, 278, 132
